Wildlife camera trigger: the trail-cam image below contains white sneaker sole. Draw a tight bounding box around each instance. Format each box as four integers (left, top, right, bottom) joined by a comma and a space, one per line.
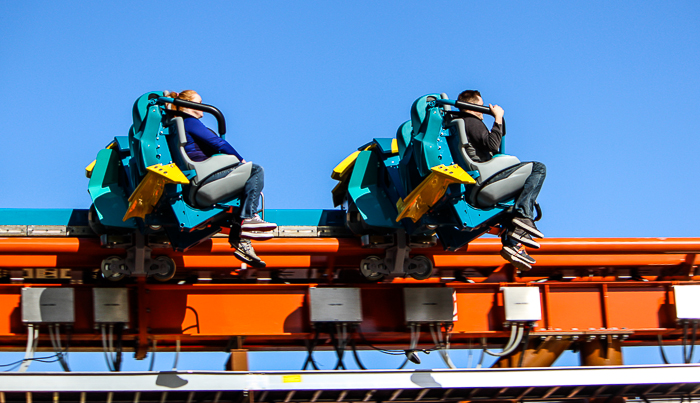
500, 249, 532, 271
233, 250, 266, 268
241, 222, 277, 231
241, 230, 274, 240
509, 231, 541, 249
502, 245, 536, 264
512, 219, 544, 238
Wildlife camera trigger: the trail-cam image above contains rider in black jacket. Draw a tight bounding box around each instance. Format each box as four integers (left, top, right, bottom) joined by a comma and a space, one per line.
457, 90, 546, 271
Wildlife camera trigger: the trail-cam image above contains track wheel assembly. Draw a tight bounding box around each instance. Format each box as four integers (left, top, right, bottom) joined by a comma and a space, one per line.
359, 255, 386, 281
406, 255, 434, 280
152, 256, 176, 282
101, 256, 126, 281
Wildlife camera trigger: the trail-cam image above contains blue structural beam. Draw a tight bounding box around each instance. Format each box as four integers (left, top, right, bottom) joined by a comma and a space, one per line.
0, 209, 345, 228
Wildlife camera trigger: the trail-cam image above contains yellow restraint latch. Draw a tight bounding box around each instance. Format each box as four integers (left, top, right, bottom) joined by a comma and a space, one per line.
395, 164, 476, 223
85, 160, 96, 178
331, 151, 361, 180
123, 163, 190, 221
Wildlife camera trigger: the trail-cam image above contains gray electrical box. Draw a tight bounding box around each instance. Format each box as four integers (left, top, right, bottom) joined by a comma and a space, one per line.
403, 288, 456, 323
309, 287, 362, 322
503, 287, 542, 322
93, 288, 130, 324
22, 288, 75, 323
674, 285, 700, 320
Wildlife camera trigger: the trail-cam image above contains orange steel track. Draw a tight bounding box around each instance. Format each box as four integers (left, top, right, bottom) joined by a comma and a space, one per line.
0, 281, 694, 352
0, 237, 698, 353
0, 237, 699, 275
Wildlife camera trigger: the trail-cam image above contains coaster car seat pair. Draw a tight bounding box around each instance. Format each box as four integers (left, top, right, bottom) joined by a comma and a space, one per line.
86, 92, 253, 278
331, 93, 536, 279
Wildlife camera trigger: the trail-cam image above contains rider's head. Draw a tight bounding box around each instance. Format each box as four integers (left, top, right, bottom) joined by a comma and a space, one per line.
170, 90, 204, 119
457, 90, 484, 120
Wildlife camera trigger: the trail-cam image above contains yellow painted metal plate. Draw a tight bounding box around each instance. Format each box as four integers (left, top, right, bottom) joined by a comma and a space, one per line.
396, 164, 475, 223
85, 160, 96, 178
123, 163, 190, 221
331, 151, 360, 180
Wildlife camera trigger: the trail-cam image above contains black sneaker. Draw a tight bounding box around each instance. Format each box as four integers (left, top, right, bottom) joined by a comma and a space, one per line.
233, 238, 266, 268
512, 217, 544, 238
500, 246, 533, 271
502, 245, 536, 264
508, 227, 540, 249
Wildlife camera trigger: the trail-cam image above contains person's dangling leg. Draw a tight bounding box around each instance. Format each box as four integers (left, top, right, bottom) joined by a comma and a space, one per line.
240, 164, 277, 233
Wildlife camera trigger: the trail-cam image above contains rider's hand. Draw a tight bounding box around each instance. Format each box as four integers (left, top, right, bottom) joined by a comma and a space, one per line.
489, 104, 504, 125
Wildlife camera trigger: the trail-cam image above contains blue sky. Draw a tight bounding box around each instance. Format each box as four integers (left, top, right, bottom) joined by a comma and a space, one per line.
2, 1, 699, 237
1, 1, 699, 371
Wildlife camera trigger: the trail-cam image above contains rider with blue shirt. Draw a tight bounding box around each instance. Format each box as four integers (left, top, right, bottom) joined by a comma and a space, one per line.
170, 90, 276, 268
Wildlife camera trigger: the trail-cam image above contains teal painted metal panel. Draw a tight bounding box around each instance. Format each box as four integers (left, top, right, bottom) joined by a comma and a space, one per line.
263, 209, 345, 226
0, 209, 89, 226
347, 151, 401, 229
373, 138, 394, 154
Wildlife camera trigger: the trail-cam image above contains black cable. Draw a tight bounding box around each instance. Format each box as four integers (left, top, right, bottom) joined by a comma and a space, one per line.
682, 321, 690, 363
48, 325, 70, 372
517, 325, 531, 368
114, 324, 123, 372
331, 326, 347, 370
302, 329, 320, 370
657, 334, 671, 365
689, 320, 698, 364
148, 339, 156, 371
349, 331, 367, 370
355, 327, 407, 355
0, 354, 63, 372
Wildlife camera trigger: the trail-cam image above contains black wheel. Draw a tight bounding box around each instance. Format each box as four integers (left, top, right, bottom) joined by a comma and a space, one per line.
359, 256, 385, 281
407, 255, 433, 280
152, 256, 176, 282
101, 256, 126, 281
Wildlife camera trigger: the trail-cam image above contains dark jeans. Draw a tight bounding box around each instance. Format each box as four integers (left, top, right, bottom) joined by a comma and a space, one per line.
240, 163, 264, 219
485, 161, 546, 220
485, 161, 546, 247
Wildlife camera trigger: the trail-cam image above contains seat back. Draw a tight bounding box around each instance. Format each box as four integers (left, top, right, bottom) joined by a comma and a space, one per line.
446, 118, 532, 207
446, 118, 521, 183
396, 120, 412, 160
168, 117, 243, 184
167, 117, 251, 208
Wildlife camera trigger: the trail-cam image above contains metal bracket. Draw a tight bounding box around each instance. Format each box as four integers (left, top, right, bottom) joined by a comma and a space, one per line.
383, 230, 411, 274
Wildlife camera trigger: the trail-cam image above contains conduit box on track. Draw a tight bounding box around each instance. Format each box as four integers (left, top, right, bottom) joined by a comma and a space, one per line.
93, 288, 130, 324
503, 287, 542, 322
673, 285, 700, 320
403, 288, 456, 323
309, 287, 362, 323
21, 288, 75, 323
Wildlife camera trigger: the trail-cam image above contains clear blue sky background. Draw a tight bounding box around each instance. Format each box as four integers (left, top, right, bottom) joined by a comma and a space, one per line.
1, 1, 699, 371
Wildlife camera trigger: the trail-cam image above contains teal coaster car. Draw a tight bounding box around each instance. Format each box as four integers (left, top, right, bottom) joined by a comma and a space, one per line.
332, 93, 537, 281
86, 92, 252, 280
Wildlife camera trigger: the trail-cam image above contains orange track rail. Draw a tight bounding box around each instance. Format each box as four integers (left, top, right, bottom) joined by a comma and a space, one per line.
1, 237, 698, 273
0, 237, 698, 353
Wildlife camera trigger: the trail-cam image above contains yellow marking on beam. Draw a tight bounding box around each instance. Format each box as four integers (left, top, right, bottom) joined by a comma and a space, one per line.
282, 375, 302, 383
396, 164, 475, 223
